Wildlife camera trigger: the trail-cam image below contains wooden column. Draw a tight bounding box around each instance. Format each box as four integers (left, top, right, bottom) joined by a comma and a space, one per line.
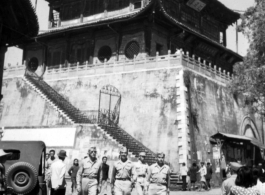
0, 46, 7, 102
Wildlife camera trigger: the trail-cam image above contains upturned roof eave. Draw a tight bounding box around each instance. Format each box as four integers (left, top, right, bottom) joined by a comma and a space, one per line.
157, 0, 242, 61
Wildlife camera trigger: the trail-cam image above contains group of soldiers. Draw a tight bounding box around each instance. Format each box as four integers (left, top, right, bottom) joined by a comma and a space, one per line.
77, 147, 170, 195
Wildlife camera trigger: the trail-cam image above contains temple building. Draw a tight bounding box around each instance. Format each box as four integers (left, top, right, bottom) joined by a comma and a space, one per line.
1, 0, 265, 186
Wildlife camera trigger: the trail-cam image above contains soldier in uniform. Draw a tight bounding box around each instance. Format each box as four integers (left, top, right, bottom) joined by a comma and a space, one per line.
133, 152, 149, 195
147, 152, 170, 195
77, 147, 102, 195
111, 147, 134, 195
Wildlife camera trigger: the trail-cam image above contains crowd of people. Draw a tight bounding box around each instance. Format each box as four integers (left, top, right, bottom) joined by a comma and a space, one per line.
221, 161, 265, 195
45, 147, 171, 195
180, 161, 213, 191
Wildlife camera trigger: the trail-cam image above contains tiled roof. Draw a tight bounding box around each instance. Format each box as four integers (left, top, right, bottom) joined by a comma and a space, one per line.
158, 0, 242, 60
38, 1, 153, 37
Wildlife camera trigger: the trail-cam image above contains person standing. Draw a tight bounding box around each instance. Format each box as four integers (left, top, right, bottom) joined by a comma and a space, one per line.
147, 152, 170, 195
188, 163, 199, 191
111, 147, 134, 195
133, 152, 149, 195
221, 162, 242, 195
50, 150, 67, 195
197, 162, 207, 191
205, 162, 213, 190
77, 147, 102, 195
221, 154, 227, 179
68, 159, 79, 193
180, 163, 188, 191
100, 156, 109, 195
47, 150, 58, 195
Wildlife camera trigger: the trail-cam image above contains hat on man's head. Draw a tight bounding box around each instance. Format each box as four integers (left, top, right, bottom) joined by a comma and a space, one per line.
139, 152, 146, 157
120, 147, 128, 153
229, 162, 242, 171
88, 147, 97, 153
157, 152, 165, 158
0, 149, 11, 158
57, 150, 67, 158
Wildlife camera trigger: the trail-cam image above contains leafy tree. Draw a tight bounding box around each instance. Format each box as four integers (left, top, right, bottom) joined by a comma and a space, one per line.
230, 0, 265, 116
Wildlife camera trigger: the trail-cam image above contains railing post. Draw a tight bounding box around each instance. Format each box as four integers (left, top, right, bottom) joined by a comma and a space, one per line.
59, 64, 62, 73
218, 67, 222, 77
227, 72, 230, 80
168, 50, 171, 67
192, 55, 195, 69
86, 61, 88, 70
198, 57, 201, 69
214, 65, 217, 75
77, 62, 79, 73
68, 62, 70, 75
179, 48, 183, 65
156, 52, 159, 68
186, 51, 190, 67
203, 60, 206, 70
223, 70, 226, 79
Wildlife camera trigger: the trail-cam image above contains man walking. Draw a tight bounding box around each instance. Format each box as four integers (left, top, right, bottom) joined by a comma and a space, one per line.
147, 152, 170, 195
205, 162, 213, 190
111, 147, 134, 195
100, 156, 109, 195
68, 159, 79, 193
77, 147, 102, 195
47, 150, 57, 195
221, 162, 242, 195
133, 152, 149, 195
50, 150, 67, 195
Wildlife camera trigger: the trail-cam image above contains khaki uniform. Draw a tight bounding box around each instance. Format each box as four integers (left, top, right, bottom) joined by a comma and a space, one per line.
148, 163, 170, 195
77, 158, 101, 195
113, 160, 134, 195
133, 161, 149, 195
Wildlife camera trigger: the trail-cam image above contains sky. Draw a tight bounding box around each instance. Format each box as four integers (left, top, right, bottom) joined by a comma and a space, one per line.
4, 0, 255, 66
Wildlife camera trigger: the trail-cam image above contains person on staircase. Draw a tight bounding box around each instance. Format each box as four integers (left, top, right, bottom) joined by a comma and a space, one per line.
133, 152, 149, 195
77, 147, 102, 195
111, 147, 134, 195
147, 152, 170, 195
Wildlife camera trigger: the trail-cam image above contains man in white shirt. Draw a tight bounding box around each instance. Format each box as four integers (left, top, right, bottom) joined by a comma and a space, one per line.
50, 150, 67, 195
180, 163, 188, 191
221, 162, 242, 195
133, 152, 149, 195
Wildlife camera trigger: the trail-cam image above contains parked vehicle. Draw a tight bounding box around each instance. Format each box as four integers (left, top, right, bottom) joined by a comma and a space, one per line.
0, 141, 46, 195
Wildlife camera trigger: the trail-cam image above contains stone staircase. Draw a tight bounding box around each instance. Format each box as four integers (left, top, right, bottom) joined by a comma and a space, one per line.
23, 72, 157, 164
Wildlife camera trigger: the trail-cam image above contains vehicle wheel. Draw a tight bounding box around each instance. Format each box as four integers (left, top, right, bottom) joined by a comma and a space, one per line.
6, 162, 38, 195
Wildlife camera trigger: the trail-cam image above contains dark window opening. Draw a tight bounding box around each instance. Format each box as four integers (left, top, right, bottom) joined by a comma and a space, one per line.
125, 41, 140, 59
50, 8, 61, 27
98, 46, 112, 62
4, 150, 20, 161
134, 1, 142, 9
28, 57, 39, 72
156, 43, 163, 55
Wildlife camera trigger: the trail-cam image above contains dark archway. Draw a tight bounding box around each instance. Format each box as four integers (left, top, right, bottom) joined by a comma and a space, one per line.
98, 85, 121, 126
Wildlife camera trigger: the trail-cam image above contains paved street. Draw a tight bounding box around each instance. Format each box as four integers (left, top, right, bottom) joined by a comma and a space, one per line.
65, 180, 221, 195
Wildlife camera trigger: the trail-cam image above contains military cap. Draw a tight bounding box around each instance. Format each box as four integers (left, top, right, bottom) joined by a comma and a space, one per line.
120, 147, 128, 153
139, 152, 146, 156
88, 146, 97, 153
229, 162, 242, 171
157, 152, 165, 158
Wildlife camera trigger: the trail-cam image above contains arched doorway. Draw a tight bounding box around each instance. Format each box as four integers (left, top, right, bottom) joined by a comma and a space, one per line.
98, 85, 121, 126
240, 116, 260, 140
